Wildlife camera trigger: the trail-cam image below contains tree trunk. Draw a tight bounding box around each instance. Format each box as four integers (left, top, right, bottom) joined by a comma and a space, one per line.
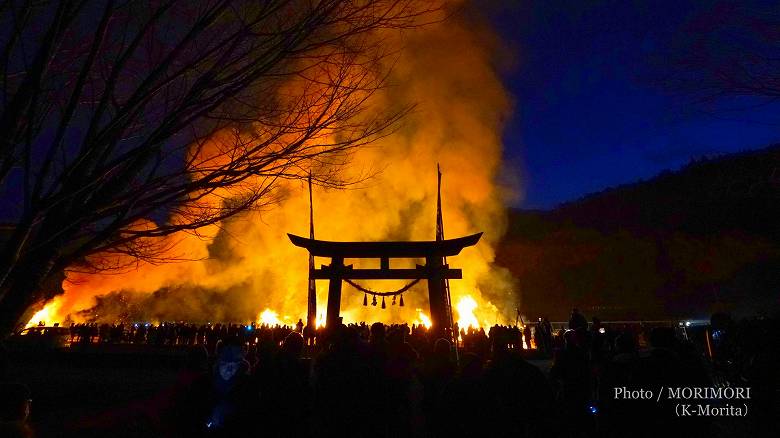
0, 247, 60, 338
0, 217, 35, 300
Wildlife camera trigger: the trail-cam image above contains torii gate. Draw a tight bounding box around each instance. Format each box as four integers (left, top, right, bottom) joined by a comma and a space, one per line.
288, 232, 482, 333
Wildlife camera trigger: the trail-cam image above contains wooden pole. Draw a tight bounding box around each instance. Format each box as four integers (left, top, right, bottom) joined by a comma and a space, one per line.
436, 164, 458, 361
307, 174, 317, 329
326, 257, 344, 329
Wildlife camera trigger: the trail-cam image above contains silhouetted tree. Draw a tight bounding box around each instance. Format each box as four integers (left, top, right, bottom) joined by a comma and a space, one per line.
0, 0, 438, 336
655, 2, 780, 104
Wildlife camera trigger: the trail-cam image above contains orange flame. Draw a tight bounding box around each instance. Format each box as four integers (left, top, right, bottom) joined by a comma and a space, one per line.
414, 309, 432, 328
27, 4, 518, 329
25, 297, 63, 328
456, 296, 479, 329
258, 308, 280, 326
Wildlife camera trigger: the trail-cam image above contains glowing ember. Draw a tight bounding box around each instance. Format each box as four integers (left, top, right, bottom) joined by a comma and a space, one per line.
414, 309, 432, 328
456, 296, 479, 329
258, 308, 280, 326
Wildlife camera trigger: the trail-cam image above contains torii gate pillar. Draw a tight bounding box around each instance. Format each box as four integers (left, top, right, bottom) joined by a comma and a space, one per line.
325, 257, 345, 328
426, 255, 449, 337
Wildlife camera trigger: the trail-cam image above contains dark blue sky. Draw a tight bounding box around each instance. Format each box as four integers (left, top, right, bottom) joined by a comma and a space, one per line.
489, 0, 780, 209
3, 2, 779, 218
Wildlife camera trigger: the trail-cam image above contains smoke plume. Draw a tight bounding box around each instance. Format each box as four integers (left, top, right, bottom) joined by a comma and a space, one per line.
33, 3, 519, 328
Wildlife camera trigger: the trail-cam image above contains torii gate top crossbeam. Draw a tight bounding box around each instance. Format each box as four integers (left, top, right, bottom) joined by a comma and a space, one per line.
287, 232, 482, 258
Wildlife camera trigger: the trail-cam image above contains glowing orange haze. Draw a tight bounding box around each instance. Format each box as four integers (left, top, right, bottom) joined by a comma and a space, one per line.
26, 4, 519, 329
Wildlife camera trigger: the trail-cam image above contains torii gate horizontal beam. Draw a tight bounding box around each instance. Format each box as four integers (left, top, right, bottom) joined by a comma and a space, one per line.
310, 265, 462, 280
288, 232, 482, 258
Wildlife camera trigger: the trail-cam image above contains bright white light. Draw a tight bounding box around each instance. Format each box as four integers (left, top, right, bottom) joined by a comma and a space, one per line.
456, 296, 479, 329
258, 309, 280, 325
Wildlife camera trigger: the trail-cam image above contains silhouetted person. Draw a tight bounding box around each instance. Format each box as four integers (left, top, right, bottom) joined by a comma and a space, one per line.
313, 325, 382, 438
533, 320, 544, 353
260, 332, 311, 437
523, 324, 532, 349
568, 308, 588, 332
551, 329, 592, 437
421, 338, 456, 437
539, 317, 553, 356
175, 340, 254, 436
483, 333, 556, 437
303, 324, 316, 347
369, 322, 387, 353
0, 383, 34, 438
438, 352, 488, 437
599, 331, 642, 438
383, 327, 421, 437
733, 316, 779, 438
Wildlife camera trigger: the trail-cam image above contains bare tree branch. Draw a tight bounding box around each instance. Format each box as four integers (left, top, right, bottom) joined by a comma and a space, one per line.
0, 0, 440, 335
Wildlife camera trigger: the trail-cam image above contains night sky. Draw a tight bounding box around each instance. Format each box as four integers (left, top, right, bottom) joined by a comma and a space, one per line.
490, 0, 780, 209
3, 1, 780, 217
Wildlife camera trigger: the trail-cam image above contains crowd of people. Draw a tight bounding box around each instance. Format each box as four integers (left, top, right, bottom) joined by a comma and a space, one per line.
60, 320, 544, 359
3, 310, 777, 437
140, 322, 558, 437
64, 321, 299, 349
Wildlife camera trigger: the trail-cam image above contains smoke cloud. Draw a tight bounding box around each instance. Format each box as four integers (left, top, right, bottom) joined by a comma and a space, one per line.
36, 3, 519, 327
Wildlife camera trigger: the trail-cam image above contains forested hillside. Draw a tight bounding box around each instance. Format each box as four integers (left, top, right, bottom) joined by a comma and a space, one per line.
498, 146, 780, 320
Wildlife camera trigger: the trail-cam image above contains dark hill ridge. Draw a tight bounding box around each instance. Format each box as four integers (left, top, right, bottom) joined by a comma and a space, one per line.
497, 145, 780, 321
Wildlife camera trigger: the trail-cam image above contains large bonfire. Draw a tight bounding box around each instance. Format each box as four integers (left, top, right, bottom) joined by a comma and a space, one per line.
26, 3, 518, 330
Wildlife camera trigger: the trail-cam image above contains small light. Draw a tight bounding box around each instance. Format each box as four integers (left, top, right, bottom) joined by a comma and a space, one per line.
685, 321, 691, 327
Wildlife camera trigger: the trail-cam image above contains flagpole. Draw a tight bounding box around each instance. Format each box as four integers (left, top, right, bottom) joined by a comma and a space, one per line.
437, 164, 458, 363
307, 174, 317, 330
